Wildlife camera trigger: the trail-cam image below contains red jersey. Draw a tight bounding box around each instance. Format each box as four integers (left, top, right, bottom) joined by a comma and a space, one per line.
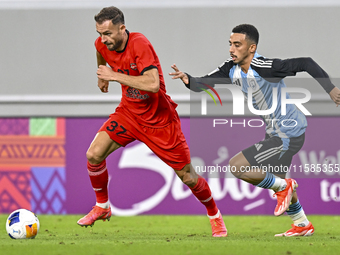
95, 31, 177, 127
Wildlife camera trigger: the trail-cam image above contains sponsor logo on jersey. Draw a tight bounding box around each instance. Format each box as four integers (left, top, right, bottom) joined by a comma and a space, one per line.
126, 87, 149, 100
130, 63, 138, 70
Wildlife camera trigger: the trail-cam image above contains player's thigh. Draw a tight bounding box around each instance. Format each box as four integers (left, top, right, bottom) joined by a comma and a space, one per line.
98, 111, 137, 147
87, 112, 136, 163
229, 151, 251, 171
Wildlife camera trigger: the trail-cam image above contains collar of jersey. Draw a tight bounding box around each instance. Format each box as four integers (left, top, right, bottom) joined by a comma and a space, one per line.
253, 51, 262, 59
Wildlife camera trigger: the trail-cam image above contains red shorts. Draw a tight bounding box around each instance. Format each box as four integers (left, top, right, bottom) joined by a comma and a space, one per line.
98, 107, 190, 170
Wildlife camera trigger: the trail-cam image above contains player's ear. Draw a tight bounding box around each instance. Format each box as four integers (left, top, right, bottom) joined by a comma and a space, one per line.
119, 24, 126, 33
249, 44, 257, 54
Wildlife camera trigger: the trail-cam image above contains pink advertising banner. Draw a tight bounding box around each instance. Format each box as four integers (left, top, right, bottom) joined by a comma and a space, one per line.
0, 117, 339, 215
65, 117, 340, 216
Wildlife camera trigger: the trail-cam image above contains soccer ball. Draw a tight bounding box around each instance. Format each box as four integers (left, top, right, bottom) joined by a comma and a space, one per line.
6, 209, 40, 239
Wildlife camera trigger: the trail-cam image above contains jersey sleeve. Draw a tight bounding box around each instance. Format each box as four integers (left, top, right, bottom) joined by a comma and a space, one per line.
185, 60, 233, 92
271, 57, 335, 93
132, 35, 158, 75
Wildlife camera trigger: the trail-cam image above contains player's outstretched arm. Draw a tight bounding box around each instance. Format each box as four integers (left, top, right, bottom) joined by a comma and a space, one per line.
272, 57, 340, 107
277, 58, 340, 106
168, 64, 203, 92
329, 87, 340, 106
169, 64, 189, 85
272, 57, 335, 93
96, 51, 109, 93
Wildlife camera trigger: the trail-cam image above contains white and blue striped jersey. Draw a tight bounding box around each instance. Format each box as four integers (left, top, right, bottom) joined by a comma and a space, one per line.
229, 52, 307, 139
186, 53, 335, 141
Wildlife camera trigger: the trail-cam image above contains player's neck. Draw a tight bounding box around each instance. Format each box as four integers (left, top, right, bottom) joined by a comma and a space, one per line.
117, 31, 129, 52
239, 54, 254, 73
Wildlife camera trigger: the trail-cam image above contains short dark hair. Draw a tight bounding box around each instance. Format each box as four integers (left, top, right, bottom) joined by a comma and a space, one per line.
94, 6, 125, 25
232, 24, 259, 45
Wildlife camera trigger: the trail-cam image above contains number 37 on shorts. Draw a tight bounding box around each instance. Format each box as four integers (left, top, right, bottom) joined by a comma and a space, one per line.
106, 121, 127, 136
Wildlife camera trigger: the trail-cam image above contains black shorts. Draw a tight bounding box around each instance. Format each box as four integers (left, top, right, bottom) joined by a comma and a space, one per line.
242, 133, 305, 177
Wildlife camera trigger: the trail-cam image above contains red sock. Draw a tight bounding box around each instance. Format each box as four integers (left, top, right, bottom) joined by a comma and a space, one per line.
87, 160, 108, 203
190, 177, 219, 216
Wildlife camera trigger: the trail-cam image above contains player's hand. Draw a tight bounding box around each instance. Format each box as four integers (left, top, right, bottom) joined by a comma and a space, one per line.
169, 64, 189, 85
97, 65, 115, 82
98, 78, 109, 93
329, 87, 340, 106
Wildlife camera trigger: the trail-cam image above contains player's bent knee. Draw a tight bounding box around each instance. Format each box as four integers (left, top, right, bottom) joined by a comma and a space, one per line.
86, 148, 105, 165
230, 169, 243, 179
229, 156, 240, 171
229, 157, 244, 178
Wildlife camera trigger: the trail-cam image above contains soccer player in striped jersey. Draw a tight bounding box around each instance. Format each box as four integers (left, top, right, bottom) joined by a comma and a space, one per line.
77, 6, 227, 237
170, 24, 340, 237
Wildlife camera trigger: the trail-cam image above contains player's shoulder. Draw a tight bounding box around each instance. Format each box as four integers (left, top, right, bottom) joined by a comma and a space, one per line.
251, 55, 275, 69
129, 32, 151, 45
94, 36, 102, 47
251, 55, 285, 80
94, 37, 106, 51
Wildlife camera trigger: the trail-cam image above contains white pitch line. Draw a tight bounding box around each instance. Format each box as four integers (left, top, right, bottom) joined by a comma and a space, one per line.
244, 199, 265, 211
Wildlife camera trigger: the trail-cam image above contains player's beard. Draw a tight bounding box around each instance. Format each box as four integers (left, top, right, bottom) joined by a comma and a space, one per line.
106, 37, 124, 52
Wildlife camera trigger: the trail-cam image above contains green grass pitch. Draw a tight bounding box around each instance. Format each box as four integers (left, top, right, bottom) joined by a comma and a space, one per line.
1, 215, 339, 255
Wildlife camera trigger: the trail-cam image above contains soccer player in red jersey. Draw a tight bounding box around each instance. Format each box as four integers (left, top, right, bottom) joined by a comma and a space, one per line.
77, 6, 227, 237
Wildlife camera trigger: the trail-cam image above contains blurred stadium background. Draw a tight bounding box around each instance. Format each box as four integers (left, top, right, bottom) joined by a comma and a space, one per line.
0, 0, 339, 216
